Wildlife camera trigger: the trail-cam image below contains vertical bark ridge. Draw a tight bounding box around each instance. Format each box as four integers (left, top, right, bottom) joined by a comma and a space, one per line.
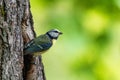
0, 0, 46, 80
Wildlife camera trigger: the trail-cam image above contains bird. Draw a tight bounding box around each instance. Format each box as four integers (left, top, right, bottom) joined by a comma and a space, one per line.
24, 29, 63, 56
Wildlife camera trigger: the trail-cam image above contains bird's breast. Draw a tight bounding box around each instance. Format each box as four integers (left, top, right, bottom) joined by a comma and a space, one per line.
52, 39, 56, 45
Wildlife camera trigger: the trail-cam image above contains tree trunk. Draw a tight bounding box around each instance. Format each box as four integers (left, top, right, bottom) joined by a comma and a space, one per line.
0, 0, 46, 80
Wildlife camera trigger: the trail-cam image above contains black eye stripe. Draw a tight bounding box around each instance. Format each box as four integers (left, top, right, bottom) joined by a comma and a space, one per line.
54, 31, 58, 33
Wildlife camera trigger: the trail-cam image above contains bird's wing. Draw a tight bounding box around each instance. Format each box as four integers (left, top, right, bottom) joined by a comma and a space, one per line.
24, 34, 52, 55
24, 39, 34, 49
34, 34, 52, 50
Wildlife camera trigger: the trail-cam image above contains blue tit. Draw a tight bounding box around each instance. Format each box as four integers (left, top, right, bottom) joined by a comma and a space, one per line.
24, 29, 63, 56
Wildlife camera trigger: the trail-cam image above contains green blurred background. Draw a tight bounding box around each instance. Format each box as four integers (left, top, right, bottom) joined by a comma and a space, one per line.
30, 0, 120, 80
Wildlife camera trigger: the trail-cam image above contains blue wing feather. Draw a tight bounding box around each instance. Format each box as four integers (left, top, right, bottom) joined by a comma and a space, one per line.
24, 43, 52, 55
24, 34, 52, 55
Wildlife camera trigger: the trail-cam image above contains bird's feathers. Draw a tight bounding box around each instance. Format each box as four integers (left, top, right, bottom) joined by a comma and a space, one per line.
24, 29, 62, 55
24, 34, 52, 55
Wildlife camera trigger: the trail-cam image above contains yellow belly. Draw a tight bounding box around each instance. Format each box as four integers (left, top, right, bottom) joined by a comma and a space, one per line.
33, 50, 48, 56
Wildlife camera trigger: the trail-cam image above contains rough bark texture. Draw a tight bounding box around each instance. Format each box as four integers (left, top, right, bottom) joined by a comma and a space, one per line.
0, 0, 46, 80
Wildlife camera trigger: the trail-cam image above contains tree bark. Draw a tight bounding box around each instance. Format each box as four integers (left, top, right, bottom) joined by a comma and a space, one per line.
0, 0, 46, 80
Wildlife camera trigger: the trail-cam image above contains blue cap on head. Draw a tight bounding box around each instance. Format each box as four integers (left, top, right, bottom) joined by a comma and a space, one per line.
46, 29, 62, 39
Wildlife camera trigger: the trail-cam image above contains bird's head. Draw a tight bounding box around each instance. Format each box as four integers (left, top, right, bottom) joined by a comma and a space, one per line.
46, 29, 63, 39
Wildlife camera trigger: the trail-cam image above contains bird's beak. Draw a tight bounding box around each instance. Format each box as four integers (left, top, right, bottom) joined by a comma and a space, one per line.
59, 32, 63, 35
